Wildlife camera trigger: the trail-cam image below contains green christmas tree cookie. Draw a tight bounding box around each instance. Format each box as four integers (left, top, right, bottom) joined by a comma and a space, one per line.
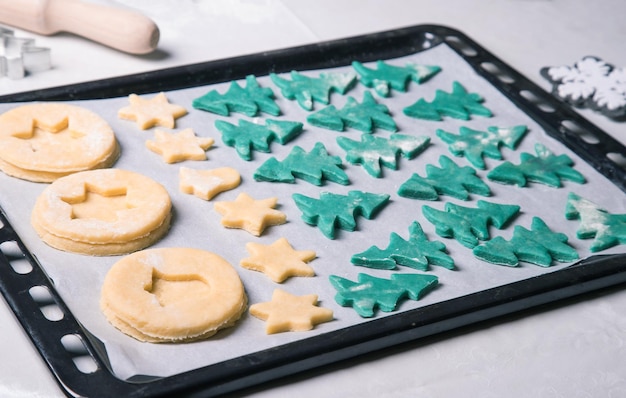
270, 71, 356, 110
292, 190, 390, 239
487, 143, 586, 187
352, 60, 441, 97
214, 118, 303, 161
565, 192, 626, 252
398, 155, 491, 201
329, 273, 439, 318
403, 81, 492, 121
351, 221, 454, 271
192, 75, 280, 117
306, 91, 397, 133
473, 217, 579, 267
336, 133, 430, 178
423, 200, 520, 248
254, 142, 349, 186
436, 125, 528, 169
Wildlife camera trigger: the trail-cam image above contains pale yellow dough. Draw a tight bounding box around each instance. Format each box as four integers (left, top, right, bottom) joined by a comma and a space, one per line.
213, 192, 287, 236
179, 166, 241, 200
0, 103, 119, 182
241, 238, 316, 283
101, 247, 247, 342
145, 128, 214, 163
31, 168, 171, 256
118, 92, 187, 130
249, 289, 333, 334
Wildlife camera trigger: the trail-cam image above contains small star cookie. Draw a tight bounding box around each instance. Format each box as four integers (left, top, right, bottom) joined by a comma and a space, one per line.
241, 237, 316, 282
179, 166, 241, 200
118, 92, 187, 130
213, 192, 286, 236
145, 129, 214, 163
249, 289, 333, 334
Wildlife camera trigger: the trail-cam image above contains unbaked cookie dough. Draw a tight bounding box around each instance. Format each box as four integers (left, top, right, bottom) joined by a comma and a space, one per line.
179, 166, 241, 200
249, 289, 333, 334
0, 103, 119, 182
101, 247, 247, 342
214, 192, 287, 236
31, 168, 171, 256
118, 92, 187, 130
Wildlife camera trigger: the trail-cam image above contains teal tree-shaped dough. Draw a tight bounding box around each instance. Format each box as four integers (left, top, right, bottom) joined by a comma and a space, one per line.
254, 142, 349, 186
292, 190, 390, 239
214, 118, 303, 160
487, 143, 586, 187
306, 91, 397, 133
436, 125, 528, 169
351, 221, 454, 271
270, 71, 356, 110
565, 192, 626, 252
336, 133, 430, 178
473, 217, 579, 267
423, 200, 520, 248
352, 60, 441, 97
398, 155, 491, 201
192, 75, 280, 117
403, 81, 493, 121
329, 273, 439, 318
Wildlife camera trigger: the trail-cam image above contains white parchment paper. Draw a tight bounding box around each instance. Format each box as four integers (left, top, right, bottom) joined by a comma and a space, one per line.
0, 43, 624, 380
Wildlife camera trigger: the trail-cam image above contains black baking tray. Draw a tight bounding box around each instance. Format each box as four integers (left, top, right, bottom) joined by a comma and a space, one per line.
1, 25, 626, 397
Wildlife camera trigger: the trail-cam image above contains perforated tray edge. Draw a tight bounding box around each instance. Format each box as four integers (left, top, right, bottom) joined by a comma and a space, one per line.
1, 25, 626, 397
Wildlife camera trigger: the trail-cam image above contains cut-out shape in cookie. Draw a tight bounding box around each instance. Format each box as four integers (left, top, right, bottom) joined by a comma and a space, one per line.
351, 221, 454, 271
118, 92, 187, 130
398, 155, 490, 201
213, 192, 286, 236
101, 247, 246, 342
473, 217, 579, 267
337, 133, 430, 178
403, 81, 492, 121
270, 70, 356, 110
249, 289, 333, 334
31, 169, 171, 255
436, 125, 527, 169
241, 237, 316, 283
292, 190, 390, 239
214, 118, 303, 161
541, 56, 626, 119
329, 273, 438, 318
307, 91, 397, 133
565, 192, 626, 252
487, 143, 585, 187
0, 103, 119, 182
179, 166, 241, 200
192, 75, 280, 117
423, 200, 520, 248
145, 128, 214, 163
254, 142, 349, 186
352, 60, 441, 97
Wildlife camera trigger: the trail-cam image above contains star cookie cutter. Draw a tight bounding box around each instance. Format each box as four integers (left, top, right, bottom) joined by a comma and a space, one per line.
1, 26, 51, 79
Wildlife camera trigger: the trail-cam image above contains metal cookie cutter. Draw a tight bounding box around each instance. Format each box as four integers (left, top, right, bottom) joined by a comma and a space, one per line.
1, 26, 51, 79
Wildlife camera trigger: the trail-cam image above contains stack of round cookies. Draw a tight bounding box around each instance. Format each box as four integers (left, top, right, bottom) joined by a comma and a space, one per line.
31, 168, 171, 256
101, 248, 247, 342
0, 103, 119, 183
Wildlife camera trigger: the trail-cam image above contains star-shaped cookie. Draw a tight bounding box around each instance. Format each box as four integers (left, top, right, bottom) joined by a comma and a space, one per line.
145, 129, 214, 163
241, 237, 316, 282
213, 193, 286, 236
249, 289, 333, 334
179, 166, 241, 200
118, 92, 188, 130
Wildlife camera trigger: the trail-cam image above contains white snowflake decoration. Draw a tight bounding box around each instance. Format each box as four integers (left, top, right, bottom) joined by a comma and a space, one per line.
541, 56, 626, 119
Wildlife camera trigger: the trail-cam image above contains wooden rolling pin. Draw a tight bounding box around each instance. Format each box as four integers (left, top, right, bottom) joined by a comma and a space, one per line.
0, 0, 159, 54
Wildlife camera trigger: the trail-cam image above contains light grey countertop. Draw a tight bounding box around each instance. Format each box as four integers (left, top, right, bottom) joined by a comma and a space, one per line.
1, 1, 625, 396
